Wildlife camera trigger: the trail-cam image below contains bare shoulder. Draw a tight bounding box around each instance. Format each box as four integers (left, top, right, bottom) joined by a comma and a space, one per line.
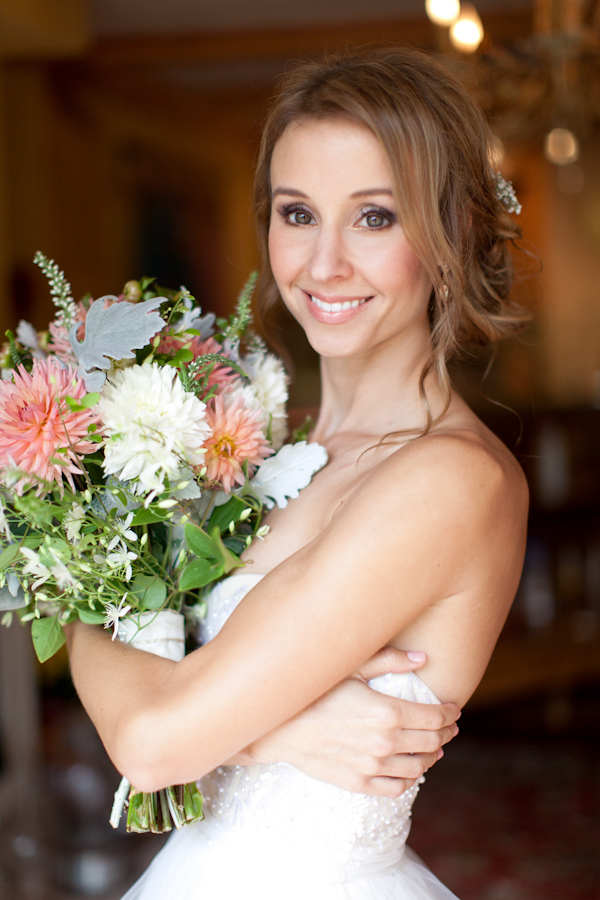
352, 423, 529, 532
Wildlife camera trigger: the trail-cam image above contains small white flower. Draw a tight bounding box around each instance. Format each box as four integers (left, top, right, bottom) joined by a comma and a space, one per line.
106, 512, 137, 552
0, 496, 11, 541
98, 363, 212, 496
20, 548, 52, 591
49, 557, 77, 592
106, 547, 138, 581
103, 594, 132, 640
63, 503, 86, 543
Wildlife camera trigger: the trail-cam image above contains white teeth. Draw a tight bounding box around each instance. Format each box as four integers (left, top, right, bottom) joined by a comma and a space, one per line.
310, 295, 366, 312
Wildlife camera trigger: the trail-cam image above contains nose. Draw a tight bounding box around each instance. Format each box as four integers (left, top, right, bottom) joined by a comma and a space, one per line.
306, 227, 353, 284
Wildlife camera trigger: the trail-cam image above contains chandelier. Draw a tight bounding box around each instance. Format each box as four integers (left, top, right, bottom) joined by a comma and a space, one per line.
426, 0, 600, 166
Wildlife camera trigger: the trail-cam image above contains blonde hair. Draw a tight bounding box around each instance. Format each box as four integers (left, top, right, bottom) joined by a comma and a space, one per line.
253, 46, 529, 434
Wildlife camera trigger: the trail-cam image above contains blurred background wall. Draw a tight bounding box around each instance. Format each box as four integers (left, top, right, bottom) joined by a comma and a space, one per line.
0, 1, 598, 898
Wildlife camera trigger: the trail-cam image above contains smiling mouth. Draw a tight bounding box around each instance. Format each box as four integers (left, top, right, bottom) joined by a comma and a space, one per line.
309, 294, 369, 312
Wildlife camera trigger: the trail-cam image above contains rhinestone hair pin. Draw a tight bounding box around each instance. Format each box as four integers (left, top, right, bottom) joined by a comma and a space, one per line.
494, 172, 522, 215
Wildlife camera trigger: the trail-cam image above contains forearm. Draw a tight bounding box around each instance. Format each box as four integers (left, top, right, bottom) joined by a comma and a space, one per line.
66, 621, 176, 773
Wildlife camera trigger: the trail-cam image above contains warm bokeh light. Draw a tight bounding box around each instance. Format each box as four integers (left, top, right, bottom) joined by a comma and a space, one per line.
425, 0, 460, 26
544, 127, 580, 165
449, 3, 484, 52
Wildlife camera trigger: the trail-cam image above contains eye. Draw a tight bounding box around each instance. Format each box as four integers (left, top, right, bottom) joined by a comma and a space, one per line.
278, 204, 316, 226
357, 207, 396, 229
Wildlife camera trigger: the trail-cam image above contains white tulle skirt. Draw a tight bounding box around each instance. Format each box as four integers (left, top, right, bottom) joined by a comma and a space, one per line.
121, 809, 458, 900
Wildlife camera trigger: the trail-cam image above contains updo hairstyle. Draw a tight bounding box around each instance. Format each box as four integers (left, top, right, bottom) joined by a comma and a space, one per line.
253, 46, 529, 431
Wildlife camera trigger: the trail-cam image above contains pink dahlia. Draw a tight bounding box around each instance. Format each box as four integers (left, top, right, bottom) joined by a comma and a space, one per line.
203, 394, 271, 493
157, 333, 238, 394
0, 359, 100, 495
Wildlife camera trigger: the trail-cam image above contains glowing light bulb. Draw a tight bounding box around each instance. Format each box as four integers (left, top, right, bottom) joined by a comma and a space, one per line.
425, 0, 460, 26
544, 128, 580, 165
449, 3, 484, 52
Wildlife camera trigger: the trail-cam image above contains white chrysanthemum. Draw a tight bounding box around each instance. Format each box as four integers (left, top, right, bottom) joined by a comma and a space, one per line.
237, 352, 289, 450
98, 363, 211, 495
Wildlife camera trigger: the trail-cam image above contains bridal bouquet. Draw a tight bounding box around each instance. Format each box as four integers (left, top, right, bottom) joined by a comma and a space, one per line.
0, 253, 327, 833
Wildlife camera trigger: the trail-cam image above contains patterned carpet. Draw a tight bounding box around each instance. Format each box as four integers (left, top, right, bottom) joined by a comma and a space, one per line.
410, 734, 600, 900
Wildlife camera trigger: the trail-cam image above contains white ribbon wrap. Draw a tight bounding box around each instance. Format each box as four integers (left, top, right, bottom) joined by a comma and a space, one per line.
109, 609, 185, 828
116, 609, 186, 662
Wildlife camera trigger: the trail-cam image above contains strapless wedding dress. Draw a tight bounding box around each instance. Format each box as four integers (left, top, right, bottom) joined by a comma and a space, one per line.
121, 573, 458, 899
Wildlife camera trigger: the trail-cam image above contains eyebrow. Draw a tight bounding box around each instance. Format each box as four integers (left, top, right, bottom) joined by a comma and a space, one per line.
271, 187, 394, 199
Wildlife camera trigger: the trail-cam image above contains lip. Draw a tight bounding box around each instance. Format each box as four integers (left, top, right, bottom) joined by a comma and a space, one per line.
302, 290, 372, 324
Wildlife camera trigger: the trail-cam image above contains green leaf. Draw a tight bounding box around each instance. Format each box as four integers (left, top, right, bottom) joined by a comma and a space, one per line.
130, 507, 171, 526
179, 559, 224, 591
184, 523, 218, 560
78, 608, 106, 625
222, 535, 247, 556
206, 496, 248, 534
130, 574, 168, 610
31, 615, 65, 663
166, 348, 194, 367
65, 392, 101, 412
209, 526, 244, 575
0, 544, 21, 572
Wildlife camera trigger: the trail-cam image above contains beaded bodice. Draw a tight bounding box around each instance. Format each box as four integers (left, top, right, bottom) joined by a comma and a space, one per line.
196, 573, 441, 885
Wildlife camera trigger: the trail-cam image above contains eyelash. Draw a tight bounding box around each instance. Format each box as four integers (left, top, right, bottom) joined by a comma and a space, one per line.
277, 203, 397, 229
357, 206, 397, 229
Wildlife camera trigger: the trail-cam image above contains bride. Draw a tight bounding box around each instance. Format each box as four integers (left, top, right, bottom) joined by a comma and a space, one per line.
66, 47, 529, 899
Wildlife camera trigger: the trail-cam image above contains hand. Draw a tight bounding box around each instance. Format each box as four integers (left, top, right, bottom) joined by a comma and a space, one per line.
232, 646, 460, 798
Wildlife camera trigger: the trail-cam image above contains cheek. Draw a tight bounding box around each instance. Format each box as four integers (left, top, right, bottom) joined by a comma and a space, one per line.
268, 226, 302, 286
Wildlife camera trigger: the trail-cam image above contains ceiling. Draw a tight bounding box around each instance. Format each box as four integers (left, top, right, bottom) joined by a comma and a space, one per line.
89, 0, 532, 36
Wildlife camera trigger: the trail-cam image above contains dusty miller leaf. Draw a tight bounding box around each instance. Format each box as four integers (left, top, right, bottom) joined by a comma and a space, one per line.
250, 441, 328, 509
69, 296, 166, 389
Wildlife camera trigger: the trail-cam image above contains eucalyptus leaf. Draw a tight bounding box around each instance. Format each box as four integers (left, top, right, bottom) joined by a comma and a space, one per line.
31, 615, 65, 663
0, 576, 27, 610
179, 559, 224, 591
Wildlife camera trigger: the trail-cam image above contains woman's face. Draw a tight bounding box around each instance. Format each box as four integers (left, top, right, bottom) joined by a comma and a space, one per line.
268, 117, 433, 361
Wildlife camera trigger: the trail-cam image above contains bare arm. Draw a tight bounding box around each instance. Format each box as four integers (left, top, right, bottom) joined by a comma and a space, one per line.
68, 436, 525, 792
234, 647, 460, 798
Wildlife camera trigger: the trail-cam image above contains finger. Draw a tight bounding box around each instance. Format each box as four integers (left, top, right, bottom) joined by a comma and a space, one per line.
378, 750, 441, 781
390, 722, 459, 755
357, 776, 418, 799
383, 699, 461, 733
354, 646, 427, 682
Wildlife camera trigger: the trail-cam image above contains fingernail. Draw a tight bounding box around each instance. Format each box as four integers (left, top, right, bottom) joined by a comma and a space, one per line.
407, 651, 426, 662
453, 724, 459, 737
437, 748, 444, 761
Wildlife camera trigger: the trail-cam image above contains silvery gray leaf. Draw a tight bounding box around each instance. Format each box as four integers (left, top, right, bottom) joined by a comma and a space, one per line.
0, 574, 27, 610
190, 313, 216, 340
16, 320, 39, 350
69, 295, 166, 373
91, 478, 141, 519
78, 367, 107, 392
222, 337, 240, 362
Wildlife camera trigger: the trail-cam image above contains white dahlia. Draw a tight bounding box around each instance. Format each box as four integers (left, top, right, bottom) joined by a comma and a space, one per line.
238, 352, 289, 450
98, 363, 211, 495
